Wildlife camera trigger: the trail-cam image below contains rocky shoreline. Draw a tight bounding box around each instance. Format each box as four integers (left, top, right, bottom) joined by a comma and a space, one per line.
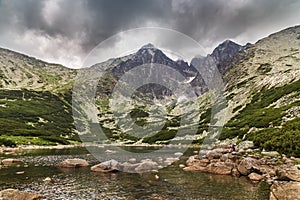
183, 141, 300, 200
1, 143, 300, 199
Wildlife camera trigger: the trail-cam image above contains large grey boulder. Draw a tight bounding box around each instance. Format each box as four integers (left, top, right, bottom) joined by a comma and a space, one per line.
270, 181, 300, 200
91, 160, 121, 173
135, 160, 158, 173
121, 162, 140, 173
276, 165, 300, 182
237, 157, 260, 176
206, 162, 233, 175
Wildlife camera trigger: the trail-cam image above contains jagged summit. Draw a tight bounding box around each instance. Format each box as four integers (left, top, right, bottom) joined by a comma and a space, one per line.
135, 43, 172, 63
221, 39, 238, 45
140, 43, 156, 49
210, 39, 244, 71
212, 40, 242, 55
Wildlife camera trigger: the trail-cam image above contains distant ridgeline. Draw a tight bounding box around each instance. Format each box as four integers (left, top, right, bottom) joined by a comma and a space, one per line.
0, 25, 300, 156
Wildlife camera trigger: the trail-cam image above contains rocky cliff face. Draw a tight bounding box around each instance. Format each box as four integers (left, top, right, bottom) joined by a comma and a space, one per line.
94, 43, 205, 98
210, 40, 250, 75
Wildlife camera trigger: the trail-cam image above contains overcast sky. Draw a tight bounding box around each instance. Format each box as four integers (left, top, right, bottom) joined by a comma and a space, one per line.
0, 0, 300, 68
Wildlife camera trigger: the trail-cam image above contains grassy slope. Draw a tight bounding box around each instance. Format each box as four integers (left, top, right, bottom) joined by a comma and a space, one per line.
219, 79, 300, 156
0, 89, 80, 146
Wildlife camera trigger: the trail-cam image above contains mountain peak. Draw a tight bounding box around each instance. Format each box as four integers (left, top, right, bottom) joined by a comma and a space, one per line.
217, 40, 241, 49
136, 43, 165, 59
211, 40, 243, 63
223, 39, 237, 44
140, 43, 156, 49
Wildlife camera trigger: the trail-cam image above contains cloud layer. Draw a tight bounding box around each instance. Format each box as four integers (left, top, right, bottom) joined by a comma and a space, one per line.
0, 0, 300, 68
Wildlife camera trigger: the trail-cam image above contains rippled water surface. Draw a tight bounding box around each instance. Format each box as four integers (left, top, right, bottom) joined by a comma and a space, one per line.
0, 146, 270, 199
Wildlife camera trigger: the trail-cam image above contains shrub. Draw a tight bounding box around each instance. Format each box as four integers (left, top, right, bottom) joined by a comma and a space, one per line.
40, 136, 70, 145
257, 63, 272, 74
246, 128, 300, 157
143, 130, 177, 144
0, 138, 16, 147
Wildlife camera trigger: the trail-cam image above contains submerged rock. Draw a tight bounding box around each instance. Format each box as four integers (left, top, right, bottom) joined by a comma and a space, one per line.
56, 159, 89, 168
105, 149, 117, 154
121, 162, 141, 173
135, 160, 159, 173
128, 158, 137, 164
0, 189, 41, 200
1, 158, 22, 166
174, 152, 183, 157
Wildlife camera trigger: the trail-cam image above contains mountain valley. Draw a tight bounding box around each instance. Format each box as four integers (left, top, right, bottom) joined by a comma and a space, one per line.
0, 25, 300, 156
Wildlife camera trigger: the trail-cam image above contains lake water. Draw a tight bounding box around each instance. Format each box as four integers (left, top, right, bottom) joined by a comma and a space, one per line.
0, 146, 270, 199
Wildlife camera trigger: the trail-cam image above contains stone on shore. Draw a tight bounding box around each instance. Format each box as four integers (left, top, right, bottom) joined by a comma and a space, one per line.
206, 151, 222, 160
0, 189, 41, 200
56, 159, 89, 168
236, 141, 254, 150
183, 165, 208, 172
262, 151, 280, 157
276, 166, 300, 182
270, 181, 300, 200
206, 162, 233, 175
237, 157, 260, 176
248, 172, 263, 182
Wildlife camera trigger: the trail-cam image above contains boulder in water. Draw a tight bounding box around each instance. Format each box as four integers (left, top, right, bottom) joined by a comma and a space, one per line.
91, 160, 121, 173
135, 160, 159, 173
1, 158, 21, 166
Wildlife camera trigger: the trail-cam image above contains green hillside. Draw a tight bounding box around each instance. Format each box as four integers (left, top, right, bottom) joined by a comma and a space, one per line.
0, 89, 79, 146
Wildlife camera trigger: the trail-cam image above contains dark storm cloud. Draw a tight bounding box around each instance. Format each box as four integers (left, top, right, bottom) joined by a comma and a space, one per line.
82, 0, 171, 50
0, 0, 299, 67
169, 0, 300, 46
0, 0, 171, 51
